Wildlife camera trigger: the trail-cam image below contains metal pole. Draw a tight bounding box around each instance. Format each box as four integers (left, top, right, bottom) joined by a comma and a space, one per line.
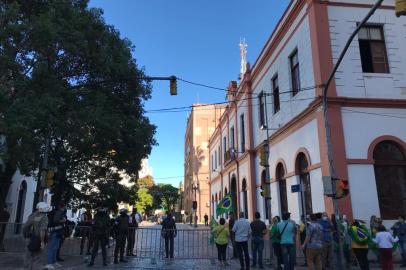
194, 185, 197, 228
263, 94, 272, 222
322, 1, 384, 268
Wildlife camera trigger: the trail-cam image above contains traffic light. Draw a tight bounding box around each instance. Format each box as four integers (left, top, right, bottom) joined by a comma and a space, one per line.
45, 170, 55, 188
396, 0, 406, 17
336, 179, 349, 198
260, 184, 270, 198
169, 76, 177, 95
259, 145, 267, 167
192, 200, 197, 210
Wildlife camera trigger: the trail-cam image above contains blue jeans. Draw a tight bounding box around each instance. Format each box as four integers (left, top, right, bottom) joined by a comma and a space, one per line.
47, 232, 60, 264
281, 243, 295, 270
400, 241, 406, 265
251, 237, 264, 267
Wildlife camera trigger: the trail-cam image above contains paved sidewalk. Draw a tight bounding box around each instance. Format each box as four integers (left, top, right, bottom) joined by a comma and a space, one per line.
0, 252, 389, 270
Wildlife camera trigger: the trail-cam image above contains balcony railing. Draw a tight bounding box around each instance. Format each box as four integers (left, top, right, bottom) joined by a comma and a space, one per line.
224, 148, 236, 164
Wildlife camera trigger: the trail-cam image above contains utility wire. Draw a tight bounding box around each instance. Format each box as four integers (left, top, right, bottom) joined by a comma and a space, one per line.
146, 84, 319, 113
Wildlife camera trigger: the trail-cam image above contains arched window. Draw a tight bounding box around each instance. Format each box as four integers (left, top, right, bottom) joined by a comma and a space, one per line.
373, 140, 406, 219
225, 187, 228, 195
276, 163, 288, 215
296, 153, 312, 215
261, 170, 269, 219
242, 179, 248, 218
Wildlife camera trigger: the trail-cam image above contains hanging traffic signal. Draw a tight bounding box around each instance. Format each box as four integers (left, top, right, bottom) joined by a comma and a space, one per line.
396, 0, 406, 17
169, 76, 177, 95
336, 179, 349, 198
45, 170, 55, 188
260, 184, 270, 198
259, 145, 267, 167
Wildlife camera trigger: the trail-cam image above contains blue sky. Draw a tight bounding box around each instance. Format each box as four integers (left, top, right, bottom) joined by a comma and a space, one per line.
89, 0, 290, 186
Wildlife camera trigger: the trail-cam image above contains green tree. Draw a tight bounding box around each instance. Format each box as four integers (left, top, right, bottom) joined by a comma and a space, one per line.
0, 0, 156, 207
159, 184, 179, 211
135, 188, 153, 214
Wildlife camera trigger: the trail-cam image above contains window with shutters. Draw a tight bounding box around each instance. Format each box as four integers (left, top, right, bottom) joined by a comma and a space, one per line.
290, 49, 300, 96
358, 25, 389, 73
272, 75, 280, 114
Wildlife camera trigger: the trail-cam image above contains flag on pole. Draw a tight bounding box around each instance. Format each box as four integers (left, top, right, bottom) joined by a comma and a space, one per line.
216, 194, 233, 217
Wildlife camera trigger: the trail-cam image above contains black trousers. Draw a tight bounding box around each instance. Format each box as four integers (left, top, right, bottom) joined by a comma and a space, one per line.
236, 241, 250, 270
216, 243, 227, 261
353, 248, 370, 270
273, 242, 283, 269
127, 228, 136, 254
164, 236, 174, 258
114, 233, 127, 260
91, 234, 107, 263
80, 227, 93, 254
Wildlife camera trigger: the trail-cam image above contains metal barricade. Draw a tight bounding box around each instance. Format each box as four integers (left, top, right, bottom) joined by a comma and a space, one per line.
0, 222, 280, 262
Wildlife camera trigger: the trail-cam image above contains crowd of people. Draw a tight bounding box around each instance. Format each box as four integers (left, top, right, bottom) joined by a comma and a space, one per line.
210, 211, 406, 270
21, 202, 142, 269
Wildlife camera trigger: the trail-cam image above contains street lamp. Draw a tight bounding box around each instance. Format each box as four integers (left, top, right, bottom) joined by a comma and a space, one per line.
192, 184, 199, 228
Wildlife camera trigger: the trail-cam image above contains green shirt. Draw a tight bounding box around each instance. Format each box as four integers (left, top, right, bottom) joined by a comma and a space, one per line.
270, 224, 280, 243
213, 225, 230, 245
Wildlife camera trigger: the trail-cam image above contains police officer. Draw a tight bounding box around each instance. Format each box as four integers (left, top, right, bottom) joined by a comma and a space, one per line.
88, 207, 110, 267
127, 208, 138, 256
114, 208, 129, 264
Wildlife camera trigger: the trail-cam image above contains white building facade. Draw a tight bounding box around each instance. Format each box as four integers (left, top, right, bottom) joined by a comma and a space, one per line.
209, 0, 406, 224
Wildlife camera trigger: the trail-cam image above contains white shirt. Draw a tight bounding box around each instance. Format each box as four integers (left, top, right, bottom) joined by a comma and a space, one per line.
374, 231, 399, 248
232, 218, 251, 242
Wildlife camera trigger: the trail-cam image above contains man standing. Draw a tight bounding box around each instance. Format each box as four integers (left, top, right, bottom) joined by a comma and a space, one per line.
277, 212, 296, 270
250, 212, 267, 269
161, 212, 177, 258
88, 207, 110, 267
23, 202, 50, 270
114, 208, 129, 264
301, 213, 324, 270
79, 206, 93, 255
204, 214, 209, 226
392, 215, 406, 267
318, 212, 333, 269
232, 212, 251, 270
0, 206, 10, 252
47, 203, 67, 269
127, 207, 139, 256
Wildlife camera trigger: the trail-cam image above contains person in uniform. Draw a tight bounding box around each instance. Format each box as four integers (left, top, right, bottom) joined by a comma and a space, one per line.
87, 207, 110, 267
114, 208, 129, 264
161, 211, 177, 258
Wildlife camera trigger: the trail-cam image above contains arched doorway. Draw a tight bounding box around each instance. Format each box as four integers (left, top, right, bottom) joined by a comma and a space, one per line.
373, 140, 406, 219
15, 181, 27, 234
261, 170, 269, 219
276, 163, 288, 215
230, 176, 238, 219
296, 153, 312, 216
242, 179, 248, 218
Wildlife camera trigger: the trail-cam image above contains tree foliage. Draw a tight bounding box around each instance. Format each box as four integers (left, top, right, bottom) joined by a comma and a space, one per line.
159, 184, 179, 211
0, 0, 156, 208
135, 187, 153, 214
137, 175, 154, 189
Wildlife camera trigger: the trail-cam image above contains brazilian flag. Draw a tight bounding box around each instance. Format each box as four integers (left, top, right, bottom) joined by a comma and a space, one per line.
216, 194, 233, 217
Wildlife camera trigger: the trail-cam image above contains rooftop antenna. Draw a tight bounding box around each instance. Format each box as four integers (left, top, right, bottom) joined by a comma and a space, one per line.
239, 38, 248, 80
